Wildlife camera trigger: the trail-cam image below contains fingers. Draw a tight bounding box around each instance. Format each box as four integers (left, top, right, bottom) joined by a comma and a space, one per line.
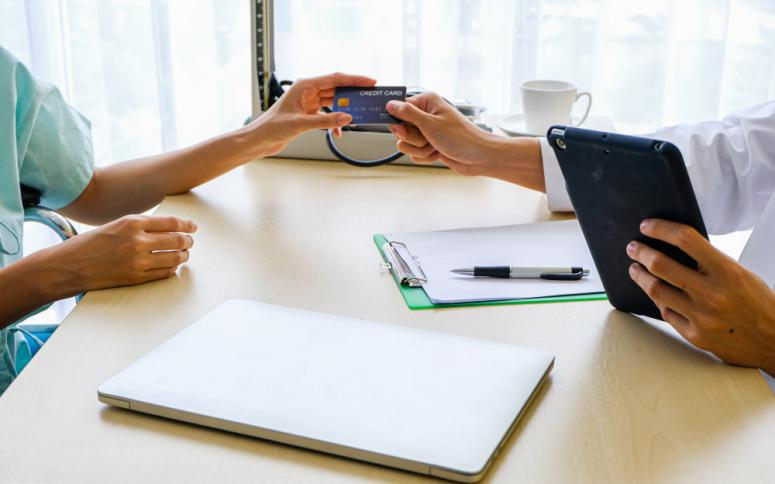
298, 112, 352, 130
660, 307, 696, 341
135, 215, 198, 234
639, 219, 716, 270
142, 267, 179, 283
626, 240, 705, 293
628, 262, 695, 318
151, 249, 190, 269
406, 91, 449, 114
409, 151, 441, 165
397, 140, 435, 159
389, 124, 428, 147
391, 130, 438, 163
300, 72, 377, 90
662, 307, 690, 330
660, 306, 713, 352
386, 100, 432, 128
149, 232, 194, 251
122, 215, 196, 268
389, 124, 405, 139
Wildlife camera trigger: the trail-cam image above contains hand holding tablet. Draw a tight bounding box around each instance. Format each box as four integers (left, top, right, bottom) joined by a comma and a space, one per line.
547, 126, 708, 320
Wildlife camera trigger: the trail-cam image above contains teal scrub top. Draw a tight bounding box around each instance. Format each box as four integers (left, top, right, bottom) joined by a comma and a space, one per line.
0, 46, 94, 268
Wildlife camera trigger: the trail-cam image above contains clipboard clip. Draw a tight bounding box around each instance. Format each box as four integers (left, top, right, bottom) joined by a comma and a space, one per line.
381, 241, 428, 287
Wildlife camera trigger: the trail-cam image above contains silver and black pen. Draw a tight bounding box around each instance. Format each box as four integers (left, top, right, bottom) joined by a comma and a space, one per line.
451, 266, 590, 281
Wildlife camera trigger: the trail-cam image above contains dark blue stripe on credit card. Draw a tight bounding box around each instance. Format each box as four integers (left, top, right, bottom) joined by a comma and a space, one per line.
333, 86, 407, 124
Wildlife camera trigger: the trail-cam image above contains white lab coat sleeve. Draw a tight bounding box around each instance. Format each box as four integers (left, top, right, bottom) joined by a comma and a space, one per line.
539, 102, 775, 234
539, 137, 574, 212
649, 101, 775, 235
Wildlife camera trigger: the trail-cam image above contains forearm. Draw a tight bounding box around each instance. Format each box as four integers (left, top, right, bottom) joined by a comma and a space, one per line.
61, 125, 262, 225
117, 125, 262, 195
650, 102, 775, 234
477, 135, 546, 192
0, 247, 80, 329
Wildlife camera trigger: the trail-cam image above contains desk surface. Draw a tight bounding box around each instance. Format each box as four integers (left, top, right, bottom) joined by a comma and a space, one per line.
1, 158, 773, 483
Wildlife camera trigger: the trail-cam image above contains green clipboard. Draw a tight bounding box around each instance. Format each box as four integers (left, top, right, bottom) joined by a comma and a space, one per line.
374, 234, 607, 310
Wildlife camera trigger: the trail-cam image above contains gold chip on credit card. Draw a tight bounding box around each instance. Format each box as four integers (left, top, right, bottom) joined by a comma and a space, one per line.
332, 86, 406, 124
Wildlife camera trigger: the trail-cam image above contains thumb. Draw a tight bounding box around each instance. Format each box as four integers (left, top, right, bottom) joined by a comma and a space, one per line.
387, 100, 431, 128
298, 112, 352, 130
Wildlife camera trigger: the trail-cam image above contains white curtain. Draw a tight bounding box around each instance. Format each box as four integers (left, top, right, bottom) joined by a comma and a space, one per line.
277, 0, 775, 133
0, 0, 250, 166
2, 0, 775, 165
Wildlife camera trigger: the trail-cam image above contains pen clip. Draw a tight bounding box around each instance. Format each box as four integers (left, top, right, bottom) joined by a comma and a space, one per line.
540, 270, 585, 281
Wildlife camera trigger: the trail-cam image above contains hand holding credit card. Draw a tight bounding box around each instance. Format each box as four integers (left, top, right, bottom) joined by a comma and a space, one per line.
333, 86, 407, 124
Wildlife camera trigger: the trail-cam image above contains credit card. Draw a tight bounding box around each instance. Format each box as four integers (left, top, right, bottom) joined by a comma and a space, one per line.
332, 86, 406, 124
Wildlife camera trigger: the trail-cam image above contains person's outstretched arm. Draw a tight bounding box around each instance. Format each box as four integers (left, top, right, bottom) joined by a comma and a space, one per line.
387, 95, 775, 231
59, 73, 375, 225
387, 93, 775, 376
385, 92, 546, 192
0, 72, 376, 329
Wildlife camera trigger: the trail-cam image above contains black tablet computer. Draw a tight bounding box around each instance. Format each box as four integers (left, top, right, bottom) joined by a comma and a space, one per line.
546, 126, 708, 320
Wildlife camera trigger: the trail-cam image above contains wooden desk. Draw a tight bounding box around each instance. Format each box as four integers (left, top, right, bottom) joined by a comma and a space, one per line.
1, 159, 773, 483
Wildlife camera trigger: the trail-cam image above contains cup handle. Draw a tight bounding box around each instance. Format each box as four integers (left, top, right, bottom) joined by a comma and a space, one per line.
571, 91, 592, 127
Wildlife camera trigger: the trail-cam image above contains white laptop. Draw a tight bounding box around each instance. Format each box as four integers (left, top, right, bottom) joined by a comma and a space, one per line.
98, 299, 554, 482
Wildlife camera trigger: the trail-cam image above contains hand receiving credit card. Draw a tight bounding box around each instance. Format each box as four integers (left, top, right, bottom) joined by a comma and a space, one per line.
333, 86, 407, 124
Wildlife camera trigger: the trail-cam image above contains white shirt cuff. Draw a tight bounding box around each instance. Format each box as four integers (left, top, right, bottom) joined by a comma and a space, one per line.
539, 137, 574, 212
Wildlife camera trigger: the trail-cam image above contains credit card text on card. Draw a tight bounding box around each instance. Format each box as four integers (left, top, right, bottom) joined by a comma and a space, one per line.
333, 86, 407, 124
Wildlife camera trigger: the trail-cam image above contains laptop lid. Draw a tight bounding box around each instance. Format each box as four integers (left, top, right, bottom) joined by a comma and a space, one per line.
98, 299, 553, 482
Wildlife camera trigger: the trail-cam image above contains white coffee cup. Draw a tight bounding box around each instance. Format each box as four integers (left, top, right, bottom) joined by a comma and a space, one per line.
520, 80, 592, 136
